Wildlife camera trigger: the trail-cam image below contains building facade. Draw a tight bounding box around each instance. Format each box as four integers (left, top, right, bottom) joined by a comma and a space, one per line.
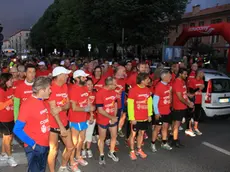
167, 4, 230, 57
2, 40, 10, 50
9, 30, 30, 54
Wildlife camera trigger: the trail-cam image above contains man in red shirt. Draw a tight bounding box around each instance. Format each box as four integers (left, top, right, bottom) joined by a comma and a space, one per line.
128, 73, 152, 160
96, 77, 119, 165
36, 61, 51, 77
125, 61, 132, 78
47, 67, 78, 172
172, 68, 194, 147
14, 64, 36, 121
151, 70, 172, 152
13, 77, 51, 172
69, 70, 95, 167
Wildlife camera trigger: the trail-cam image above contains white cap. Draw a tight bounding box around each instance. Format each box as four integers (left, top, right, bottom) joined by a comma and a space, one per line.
60, 60, 64, 66
52, 66, 71, 77
38, 61, 45, 66
73, 70, 89, 78
71, 62, 75, 65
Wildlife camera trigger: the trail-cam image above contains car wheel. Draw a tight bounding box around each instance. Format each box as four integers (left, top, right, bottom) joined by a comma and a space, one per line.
199, 108, 207, 122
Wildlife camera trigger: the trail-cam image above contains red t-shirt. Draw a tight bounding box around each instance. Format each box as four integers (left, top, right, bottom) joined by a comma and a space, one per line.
0, 88, 14, 122
14, 81, 33, 102
187, 78, 204, 104
126, 70, 133, 78
154, 82, 171, 115
126, 72, 138, 88
87, 91, 96, 120
12, 79, 23, 90
152, 79, 160, 95
48, 81, 68, 128
96, 88, 117, 125
92, 76, 105, 91
18, 96, 50, 147
68, 85, 89, 123
128, 85, 151, 121
36, 69, 51, 77
172, 78, 188, 110
188, 70, 196, 82
115, 78, 126, 109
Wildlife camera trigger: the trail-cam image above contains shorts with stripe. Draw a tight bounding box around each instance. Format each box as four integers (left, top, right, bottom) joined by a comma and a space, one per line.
70, 121, 88, 131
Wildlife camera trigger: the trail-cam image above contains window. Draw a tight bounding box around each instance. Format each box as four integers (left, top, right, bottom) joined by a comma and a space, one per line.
26, 33, 29, 37
211, 18, 222, 24
199, 21, 204, 26
212, 79, 230, 93
190, 23, 195, 27
227, 17, 230, 23
210, 35, 219, 44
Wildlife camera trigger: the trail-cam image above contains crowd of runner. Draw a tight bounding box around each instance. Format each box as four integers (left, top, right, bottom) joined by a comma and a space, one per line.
0, 58, 204, 172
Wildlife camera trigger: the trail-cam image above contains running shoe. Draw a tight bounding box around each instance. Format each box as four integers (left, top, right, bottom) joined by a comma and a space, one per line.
144, 132, 148, 140
161, 143, 172, 150
75, 157, 88, 166
81, 150, 87, 159
0, 153, 8, 161
105, 139, 120, 146
87, 149, 93, 158
172, 140, 184, 148
58, 166, 69, 172
99, 155, 106, 165
68, 163, 81, 172
136, 149, 147, 158
185, 129, 196, 137
129, 151, 137, 160
108, 152, 119, 162
151, 143, 157, 152
194, 129, 202, 135
179, 126, 184, 131
118, 130, 125, 137
7, 156, 17, 167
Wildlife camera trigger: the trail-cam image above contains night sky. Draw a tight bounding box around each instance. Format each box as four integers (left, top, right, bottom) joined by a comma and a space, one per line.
0, 0, 229, 39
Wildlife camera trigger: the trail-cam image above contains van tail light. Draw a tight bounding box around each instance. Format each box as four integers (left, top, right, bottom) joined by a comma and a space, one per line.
205, 80, 212, 104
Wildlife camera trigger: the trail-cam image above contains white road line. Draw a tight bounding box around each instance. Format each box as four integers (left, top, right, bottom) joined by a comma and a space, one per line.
202, 141, 230, 156
0, 152, 27, 167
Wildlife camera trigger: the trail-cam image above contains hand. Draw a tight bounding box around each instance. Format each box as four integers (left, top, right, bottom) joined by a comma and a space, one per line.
89, 105, 95, 112
148, 116, 152, 122
131, 120, 137, 125
111, 116, 118, 124
60, 128, 68, 137
155, 114, 161, 120
51, 107, 62, 116
199, 84, 205, 90
32, 143, 36, 150
188, 102, 194, 108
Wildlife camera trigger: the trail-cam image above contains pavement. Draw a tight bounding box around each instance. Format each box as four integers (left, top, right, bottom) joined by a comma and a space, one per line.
1, 118, 230, 172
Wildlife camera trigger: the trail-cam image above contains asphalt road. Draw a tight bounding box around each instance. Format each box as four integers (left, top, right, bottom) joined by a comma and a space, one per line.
1, 118, 230, 172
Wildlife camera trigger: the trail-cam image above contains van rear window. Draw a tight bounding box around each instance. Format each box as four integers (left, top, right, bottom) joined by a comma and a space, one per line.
212, 79, 230, 93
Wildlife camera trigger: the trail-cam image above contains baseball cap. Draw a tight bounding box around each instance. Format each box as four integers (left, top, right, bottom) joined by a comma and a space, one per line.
73, 70, 89, 78
38, 61, 45, 66
60, 60, 64, 66
52, 66, 71, 77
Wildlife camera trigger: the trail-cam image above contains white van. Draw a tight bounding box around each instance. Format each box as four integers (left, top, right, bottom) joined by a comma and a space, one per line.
201, 71, 230, 119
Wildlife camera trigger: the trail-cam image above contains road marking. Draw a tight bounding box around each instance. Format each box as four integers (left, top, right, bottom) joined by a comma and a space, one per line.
202, 141, 230, 156
0, 152, 27, 167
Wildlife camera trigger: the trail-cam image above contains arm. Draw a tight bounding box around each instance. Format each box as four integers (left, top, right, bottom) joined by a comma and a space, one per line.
14, 98, 20, 121
49, 100, 65, 129
61, 98, 70, 111
127, 98, 135, 120
0, 99, 13, 111
147, 96, 153, 117
97, 106, 114, 120
13, 120, 35, 147
71, 100, 87, 112
176, 92, 190, 106
114, 102, 118, 117
153, 95, 160, 115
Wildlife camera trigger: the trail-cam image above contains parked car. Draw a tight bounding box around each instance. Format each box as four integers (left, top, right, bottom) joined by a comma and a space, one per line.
201, 71, 230, 120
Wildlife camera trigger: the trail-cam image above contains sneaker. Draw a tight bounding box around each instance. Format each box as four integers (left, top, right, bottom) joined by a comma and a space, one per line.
68, 163, 81, 172
161, 143, 172, 150
151, 143, 157, 152
157, 133, 162, 141
136, 149, 147, 158
0, 153, 8, 161
144, 132, 148, 140
7, 157, 17, 167
108, 152, 119, 162
99, 155, 106, 165
81, 150, 86, 159
92, 136, 97, 144
172, 140, 184, 148
168, 126, 172, 131
87, 149, 93, 158
118, 130, 125, 137
105, 139, 110, 146
185, 129, 196, 137
194, 129, 202, 136
76, 157, 88, 166
129, 151, 137, 160
58, 166, 69, 172
179, 126, 184, 131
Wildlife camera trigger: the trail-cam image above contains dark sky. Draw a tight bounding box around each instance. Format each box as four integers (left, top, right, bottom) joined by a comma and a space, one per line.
0, 0, 229, 39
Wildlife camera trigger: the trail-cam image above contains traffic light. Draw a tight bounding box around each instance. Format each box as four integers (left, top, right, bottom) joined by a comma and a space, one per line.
0, 23, 4, 54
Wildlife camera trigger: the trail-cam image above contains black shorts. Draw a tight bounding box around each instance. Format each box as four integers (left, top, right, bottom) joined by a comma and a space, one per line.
154, 115, 171, 125
0, 121, 14, 135
131, 121, 149, 132
50, 124, 69, 134
172, 109, 187, 122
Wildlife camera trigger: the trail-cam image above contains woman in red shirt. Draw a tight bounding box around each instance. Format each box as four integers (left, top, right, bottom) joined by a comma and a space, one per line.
0, 73, 17, 167
187, 70, 204, 136
92, 66, 105, 92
